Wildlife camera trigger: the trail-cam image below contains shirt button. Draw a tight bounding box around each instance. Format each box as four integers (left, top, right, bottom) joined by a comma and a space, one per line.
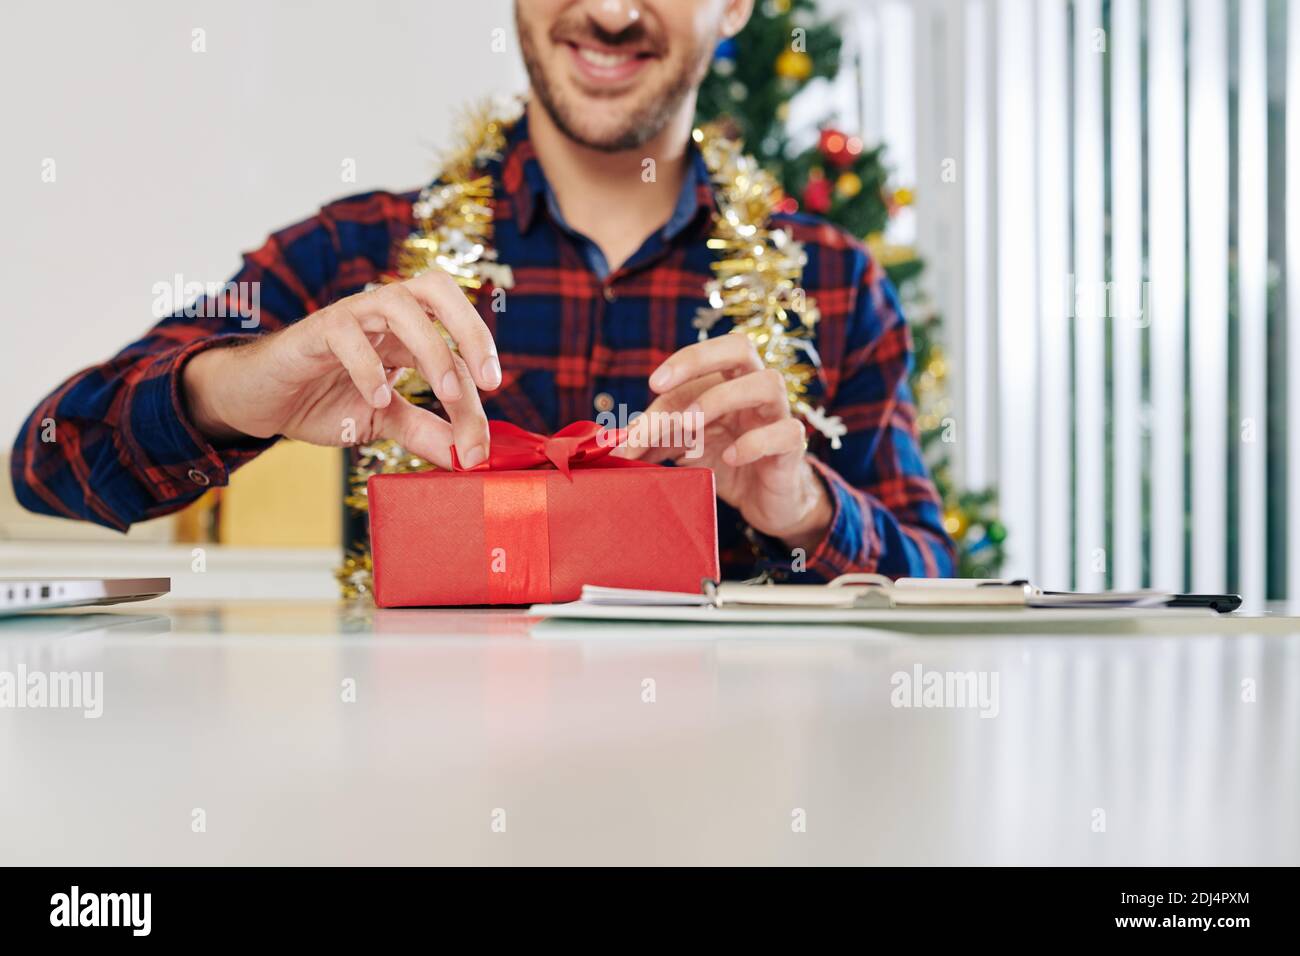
603, 285, 617, 303
593, 392, 615, 413
188, 468, 211, 487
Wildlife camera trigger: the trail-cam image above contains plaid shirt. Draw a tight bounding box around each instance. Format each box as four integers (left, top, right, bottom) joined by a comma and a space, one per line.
11, 111, 955, 581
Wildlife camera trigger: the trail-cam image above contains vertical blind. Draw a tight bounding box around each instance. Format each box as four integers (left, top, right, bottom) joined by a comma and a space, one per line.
890, 0, 1295, 604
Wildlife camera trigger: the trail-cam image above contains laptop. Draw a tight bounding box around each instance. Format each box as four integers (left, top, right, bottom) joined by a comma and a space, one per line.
0, 578, 171, 616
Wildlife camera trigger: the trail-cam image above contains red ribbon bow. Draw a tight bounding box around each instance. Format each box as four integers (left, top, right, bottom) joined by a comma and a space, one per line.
446, 420, 652, 604
451, 420, 650, 478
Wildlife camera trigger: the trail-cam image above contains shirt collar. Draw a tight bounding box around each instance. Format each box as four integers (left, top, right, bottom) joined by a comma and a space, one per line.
499, 106, 715, 239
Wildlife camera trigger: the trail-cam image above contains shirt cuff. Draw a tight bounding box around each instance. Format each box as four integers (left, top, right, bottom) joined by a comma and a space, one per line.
116, 334, 277, 502
750, 457, 880, 582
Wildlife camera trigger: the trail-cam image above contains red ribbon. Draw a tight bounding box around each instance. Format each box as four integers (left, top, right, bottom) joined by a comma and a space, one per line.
451, 420, 652, 478
481, 474, 551, 604
451, 420, 653, 603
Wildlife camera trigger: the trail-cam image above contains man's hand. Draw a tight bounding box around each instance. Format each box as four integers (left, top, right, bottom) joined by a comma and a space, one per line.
614, 334, 833, 552
182, 272, 501, 470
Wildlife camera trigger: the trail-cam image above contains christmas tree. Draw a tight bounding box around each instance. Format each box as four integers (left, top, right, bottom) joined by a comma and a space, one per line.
697, 0, 1006, 576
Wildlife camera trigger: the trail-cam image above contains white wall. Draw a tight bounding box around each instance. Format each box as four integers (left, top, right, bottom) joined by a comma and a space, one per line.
0, 0, 526, 447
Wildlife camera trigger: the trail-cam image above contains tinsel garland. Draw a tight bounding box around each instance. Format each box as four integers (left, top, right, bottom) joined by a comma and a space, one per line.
690, 124, 847, 449
336, 98, 841, 599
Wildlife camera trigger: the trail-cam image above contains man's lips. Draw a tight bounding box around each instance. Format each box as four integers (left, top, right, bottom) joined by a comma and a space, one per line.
562, 40, 656, 86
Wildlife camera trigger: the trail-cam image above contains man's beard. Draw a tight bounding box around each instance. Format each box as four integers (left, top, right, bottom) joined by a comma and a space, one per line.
516, 7, 713, 152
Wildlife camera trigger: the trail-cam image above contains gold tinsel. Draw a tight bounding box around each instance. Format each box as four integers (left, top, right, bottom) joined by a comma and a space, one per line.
336, 99, 843, 598
336, 98, 522, 598
866, 231, 920, 269
916, 349, 952, 435
333, 549, 373, 602
691, 123, 846, 449
399, 95, 521, 301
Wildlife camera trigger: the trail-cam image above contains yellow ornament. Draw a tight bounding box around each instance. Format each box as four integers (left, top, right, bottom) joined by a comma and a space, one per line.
775, 48, 813, 81
865, 232, 919, 268
835, 171, 862, 198
771, 0, 792, 13
943, 507, 970, 539
891, 186, 915, 207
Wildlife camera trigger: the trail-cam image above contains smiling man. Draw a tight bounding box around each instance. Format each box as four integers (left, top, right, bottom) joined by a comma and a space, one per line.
11, 0, 955, 581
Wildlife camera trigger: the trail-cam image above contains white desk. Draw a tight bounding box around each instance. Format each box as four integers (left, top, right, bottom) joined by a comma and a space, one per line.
1, 584, 1297, 865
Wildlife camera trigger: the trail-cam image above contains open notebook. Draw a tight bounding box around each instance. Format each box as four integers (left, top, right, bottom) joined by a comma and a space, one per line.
578, 575, 1239, 610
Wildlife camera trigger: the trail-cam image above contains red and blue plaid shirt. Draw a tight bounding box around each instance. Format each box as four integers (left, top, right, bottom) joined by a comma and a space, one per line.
11, 111, 955, 581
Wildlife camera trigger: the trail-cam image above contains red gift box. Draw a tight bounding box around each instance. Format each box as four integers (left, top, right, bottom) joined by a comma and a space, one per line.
368, 421, 720, 607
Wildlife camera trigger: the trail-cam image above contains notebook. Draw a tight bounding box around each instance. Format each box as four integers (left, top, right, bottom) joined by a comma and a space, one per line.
578, 574, 1219, 610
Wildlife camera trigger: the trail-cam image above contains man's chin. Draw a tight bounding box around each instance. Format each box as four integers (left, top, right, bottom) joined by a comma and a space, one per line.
548, 101, 660, 153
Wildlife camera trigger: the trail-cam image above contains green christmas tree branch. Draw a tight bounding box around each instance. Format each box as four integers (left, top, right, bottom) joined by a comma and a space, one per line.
695, 0, 1005, 576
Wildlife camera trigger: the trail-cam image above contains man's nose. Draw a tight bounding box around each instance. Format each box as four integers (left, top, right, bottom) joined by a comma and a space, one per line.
578, 0, 645, 37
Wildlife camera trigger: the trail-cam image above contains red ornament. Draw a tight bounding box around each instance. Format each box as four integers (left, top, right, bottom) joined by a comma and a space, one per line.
802, 168, 832, 214
818, 128, 864, 170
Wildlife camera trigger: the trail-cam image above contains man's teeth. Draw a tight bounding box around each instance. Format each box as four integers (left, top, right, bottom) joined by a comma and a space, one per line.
577, 47, 634, 68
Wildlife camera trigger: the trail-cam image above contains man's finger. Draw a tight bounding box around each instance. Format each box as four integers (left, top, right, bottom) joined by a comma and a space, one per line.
400, 270, 502, 392
614, 374, 722, 461
647, 332, 762, 394
691, 367, 789, 427
361, 284, 466, 407
374, 394, 455, 470
722, 416, 807, 468
377, 288, 491, 466
438, 352, 491, 469
374, 337, 418, 371
321, 307, 392, 408
612, 383, 705, 462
